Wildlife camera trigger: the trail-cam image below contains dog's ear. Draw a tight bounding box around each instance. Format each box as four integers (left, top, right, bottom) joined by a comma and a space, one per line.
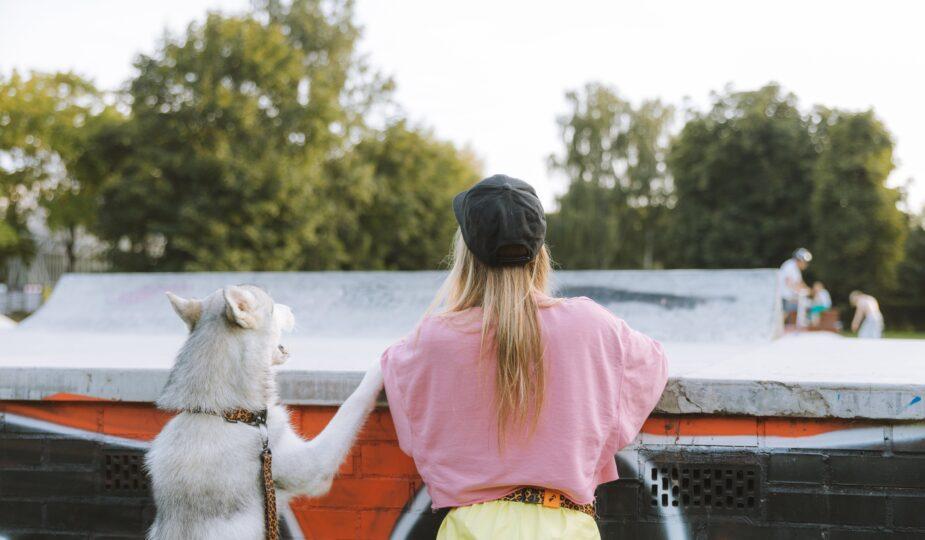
166, 292, 201, 330
223, 286, 259, 329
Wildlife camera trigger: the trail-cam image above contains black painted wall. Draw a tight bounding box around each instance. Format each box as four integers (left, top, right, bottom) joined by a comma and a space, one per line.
0, 418, 154, 539
594, 443, 925, 539
4, 413, 925, 539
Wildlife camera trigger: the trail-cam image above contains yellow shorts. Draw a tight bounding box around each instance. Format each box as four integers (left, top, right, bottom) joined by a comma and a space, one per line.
436, 500, 600, 540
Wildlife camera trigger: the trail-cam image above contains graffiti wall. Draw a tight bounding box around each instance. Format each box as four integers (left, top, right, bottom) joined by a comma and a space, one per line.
3, 397, 925, 539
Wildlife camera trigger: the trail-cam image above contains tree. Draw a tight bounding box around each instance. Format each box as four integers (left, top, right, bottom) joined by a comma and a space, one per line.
347, 122, 480, 269
667, 84, 817, 268
97, 0, 392, 271
810, 110, 906, 298
0, 71, 117, 272
896, 214, 925, 321
547, 83, 673, 269
40, 105, 125, 270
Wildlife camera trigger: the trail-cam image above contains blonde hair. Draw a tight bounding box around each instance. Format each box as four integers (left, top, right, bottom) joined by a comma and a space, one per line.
430, 230, 555, 442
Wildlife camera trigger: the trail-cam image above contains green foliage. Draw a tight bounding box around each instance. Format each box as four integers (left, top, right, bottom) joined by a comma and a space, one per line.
0, 71, 117, 270
547, 83, 673, 268
885, 215, 925, 329
810, 110, 906, 298
0, 214, 29, 266
898, 216, 925, 304
347, 122, 480, 269
96, 0, 392, 271
3, 1, 478, 274
667, 84, 817, 268
3, 22, 919, 304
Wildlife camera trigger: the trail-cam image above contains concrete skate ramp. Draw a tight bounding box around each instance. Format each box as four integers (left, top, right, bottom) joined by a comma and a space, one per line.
22, 269, 780, 343
6, 270, 925, 420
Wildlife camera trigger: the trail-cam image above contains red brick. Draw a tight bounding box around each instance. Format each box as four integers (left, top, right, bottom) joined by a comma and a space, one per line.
298, 407, 336, 438
359, 510, 402, 540
357, 409, 398, 442
309, 478, 416, 509
291, 508, 357, 539
285, 407, 302, 432
360, 443, 418, 477
294, 407, 398, 442
338, 448, 358, 477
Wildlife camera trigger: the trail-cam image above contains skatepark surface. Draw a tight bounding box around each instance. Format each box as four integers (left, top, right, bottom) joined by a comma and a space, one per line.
2, 271, 924, 420
0, 314, 15, 330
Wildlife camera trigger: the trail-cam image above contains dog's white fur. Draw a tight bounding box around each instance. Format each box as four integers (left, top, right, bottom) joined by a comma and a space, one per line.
147, 285, 383, 540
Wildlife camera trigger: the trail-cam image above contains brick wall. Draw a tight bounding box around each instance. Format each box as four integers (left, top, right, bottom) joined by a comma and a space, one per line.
0, 401, 422, 539
3, 400, 925, 539
593, 418, 925, 539
0, 412, 156, 539
290, 407, 423, 538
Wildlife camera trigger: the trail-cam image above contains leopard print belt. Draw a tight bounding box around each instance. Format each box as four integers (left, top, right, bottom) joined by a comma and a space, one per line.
499, 487, 596, 518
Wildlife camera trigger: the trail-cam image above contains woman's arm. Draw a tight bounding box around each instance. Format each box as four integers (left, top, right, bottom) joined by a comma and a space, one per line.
851, 305, 865, 333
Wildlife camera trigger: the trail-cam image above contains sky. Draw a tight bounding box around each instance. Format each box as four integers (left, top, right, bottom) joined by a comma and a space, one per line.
2, 0, 923, 210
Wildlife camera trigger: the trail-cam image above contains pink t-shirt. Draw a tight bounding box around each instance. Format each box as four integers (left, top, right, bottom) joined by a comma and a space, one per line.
380, 296, 669, 509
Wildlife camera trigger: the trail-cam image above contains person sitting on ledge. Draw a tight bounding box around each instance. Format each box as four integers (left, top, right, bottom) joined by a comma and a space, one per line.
850, 290, 884, 339
379, 174, 669, 540
809, 281, 832, 328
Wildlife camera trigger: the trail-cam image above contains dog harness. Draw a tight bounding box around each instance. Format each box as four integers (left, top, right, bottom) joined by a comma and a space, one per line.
189, 408, 279, 540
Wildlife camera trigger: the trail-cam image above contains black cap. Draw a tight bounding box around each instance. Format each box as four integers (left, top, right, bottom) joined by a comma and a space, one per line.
452, 174, 546, 267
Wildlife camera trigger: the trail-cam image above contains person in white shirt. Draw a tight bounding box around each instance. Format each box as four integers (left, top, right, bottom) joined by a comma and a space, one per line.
850, 290, 884, 339
779, 248, 812, 325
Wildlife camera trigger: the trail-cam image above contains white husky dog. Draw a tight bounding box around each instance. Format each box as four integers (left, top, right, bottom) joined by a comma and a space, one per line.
147, 285, 383, 540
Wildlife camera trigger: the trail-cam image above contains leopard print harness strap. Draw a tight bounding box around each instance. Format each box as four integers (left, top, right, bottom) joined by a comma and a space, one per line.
188, 408, 279, 540
500, 486, 596, 518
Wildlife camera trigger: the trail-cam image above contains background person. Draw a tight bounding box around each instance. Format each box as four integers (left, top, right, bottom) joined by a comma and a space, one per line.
809, 281, 832, 328
850, 290, 884, 339
779, 248, 813, 326
380, 175, 669, 540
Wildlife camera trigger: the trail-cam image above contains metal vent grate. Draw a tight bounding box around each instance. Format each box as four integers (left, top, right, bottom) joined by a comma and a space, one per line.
649, 463, 758, 515
103, 451, 150, 492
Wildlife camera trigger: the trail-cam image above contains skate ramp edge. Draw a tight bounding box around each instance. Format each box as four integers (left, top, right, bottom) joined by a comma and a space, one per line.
21, 269, 781, 343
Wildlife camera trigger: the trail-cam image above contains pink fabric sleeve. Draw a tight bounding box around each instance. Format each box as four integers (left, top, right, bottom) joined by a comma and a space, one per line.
612, 319, 669, 450
380, 346, 415, 456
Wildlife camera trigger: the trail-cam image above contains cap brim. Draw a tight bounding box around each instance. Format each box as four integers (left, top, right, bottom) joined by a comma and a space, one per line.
452, 190, 467, 228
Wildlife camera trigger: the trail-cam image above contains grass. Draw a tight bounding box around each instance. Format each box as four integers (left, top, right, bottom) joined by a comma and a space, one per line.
841, 330, 925, 339
883, 330, 925, 340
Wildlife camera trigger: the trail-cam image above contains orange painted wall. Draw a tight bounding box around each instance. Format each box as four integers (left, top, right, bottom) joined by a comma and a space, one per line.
292, 407, 423, 539
0, 399, 420, 539
0, 397, 883, 538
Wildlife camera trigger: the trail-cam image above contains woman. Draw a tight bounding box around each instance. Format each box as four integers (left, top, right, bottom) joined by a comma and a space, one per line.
850, 290, 884, 339
380, 175, 669, 539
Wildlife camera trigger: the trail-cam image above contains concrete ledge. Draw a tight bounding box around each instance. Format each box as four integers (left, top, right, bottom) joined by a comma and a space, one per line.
658, 378, 925, 420
3, 366, 923, 421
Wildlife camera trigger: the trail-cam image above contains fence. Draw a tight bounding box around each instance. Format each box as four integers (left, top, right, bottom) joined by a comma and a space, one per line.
1, 252, 108, 315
